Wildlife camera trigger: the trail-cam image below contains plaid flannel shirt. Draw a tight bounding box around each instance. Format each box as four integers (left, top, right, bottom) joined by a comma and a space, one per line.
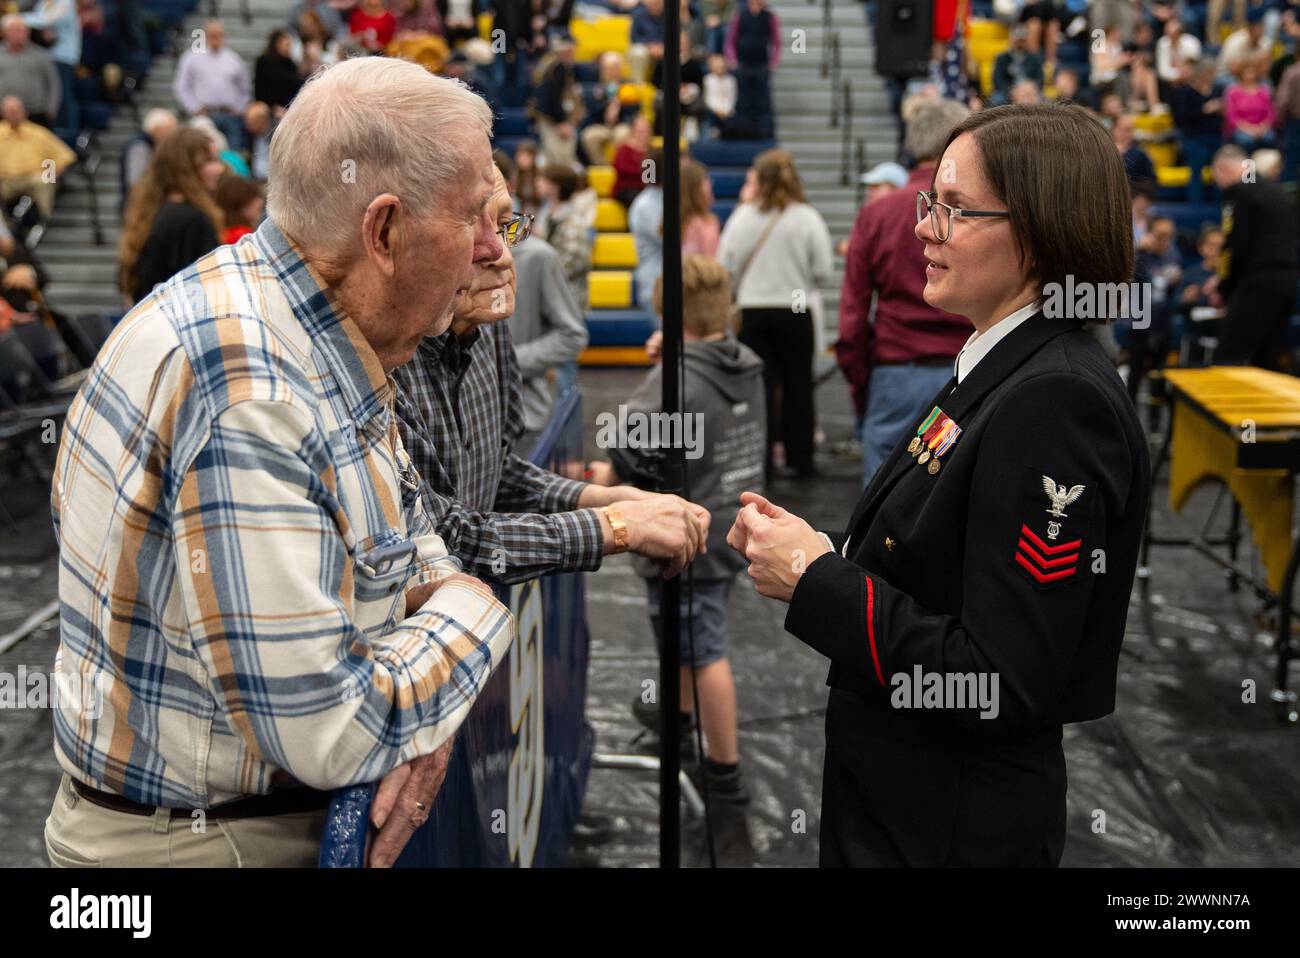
392, 321, 604, 584
49, 218, 514, 808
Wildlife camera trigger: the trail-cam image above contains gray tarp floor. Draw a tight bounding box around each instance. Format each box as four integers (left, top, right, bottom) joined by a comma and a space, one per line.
2, 368, 1297, 867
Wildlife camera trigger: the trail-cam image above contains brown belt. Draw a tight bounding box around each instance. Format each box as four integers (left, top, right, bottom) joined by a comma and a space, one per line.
71, 778, 332, 820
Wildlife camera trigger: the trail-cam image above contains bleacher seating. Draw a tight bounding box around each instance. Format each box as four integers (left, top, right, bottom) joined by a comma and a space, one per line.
571, 15, 632, 62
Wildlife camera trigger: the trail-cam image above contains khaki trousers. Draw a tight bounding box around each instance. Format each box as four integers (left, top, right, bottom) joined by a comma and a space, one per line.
1, 175, 57, 219
44, 774, 327, 867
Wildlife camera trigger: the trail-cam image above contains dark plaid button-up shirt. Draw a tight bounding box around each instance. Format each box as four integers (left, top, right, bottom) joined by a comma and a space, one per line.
392, 320, 604, 584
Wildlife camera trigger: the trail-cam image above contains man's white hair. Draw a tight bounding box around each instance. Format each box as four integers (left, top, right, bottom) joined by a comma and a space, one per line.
266, 56, 493, 257
142, 108, 176, 135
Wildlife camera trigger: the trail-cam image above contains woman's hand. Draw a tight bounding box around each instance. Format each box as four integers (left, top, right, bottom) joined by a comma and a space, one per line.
584, 460, 620, 486
728, 491, 831, 603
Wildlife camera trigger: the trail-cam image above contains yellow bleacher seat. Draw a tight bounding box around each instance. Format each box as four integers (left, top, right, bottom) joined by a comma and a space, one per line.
965, 20, 1009, 97
589, 271, 634, 308
1134, 112, 1174, 136
595, 198, 627, 231
1143, 142, 1178, 168
477, 11, 493, 41
588, 165, 616, 198
593, 233, 638, 269
1156, 166, 1215, 188
636, 81, 657, 117
572, 15, 632, 62
1157, 166, 1190, 188
967, 18, 1008, 41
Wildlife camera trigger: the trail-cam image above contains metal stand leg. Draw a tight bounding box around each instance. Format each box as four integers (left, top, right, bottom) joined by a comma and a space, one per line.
592, 752, 706, 819
1137, 414, 1175, 591
1226, 502, 1242, 593
1272, 537, 1300, 724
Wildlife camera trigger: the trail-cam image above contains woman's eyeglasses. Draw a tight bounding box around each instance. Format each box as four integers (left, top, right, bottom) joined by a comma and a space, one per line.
915, 191, 1010, 244
499, 212, 534, 248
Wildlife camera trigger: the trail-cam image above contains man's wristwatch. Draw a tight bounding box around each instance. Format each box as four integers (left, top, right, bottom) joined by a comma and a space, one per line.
601, 506, 630, 554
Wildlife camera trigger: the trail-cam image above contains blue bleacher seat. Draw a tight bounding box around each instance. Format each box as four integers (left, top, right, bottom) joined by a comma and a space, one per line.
1151, 203, 1221, 237
586, 309, 657, 346
690, 139, 776, 169
709, 169, 746, 200
711, 199, 736, 224
495, 112, 532, 137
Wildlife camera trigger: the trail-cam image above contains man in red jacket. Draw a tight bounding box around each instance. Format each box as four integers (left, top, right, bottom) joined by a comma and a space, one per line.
836, 98, 973, 486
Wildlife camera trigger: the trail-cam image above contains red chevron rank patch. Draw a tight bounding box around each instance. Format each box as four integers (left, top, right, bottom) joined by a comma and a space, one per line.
1014, 524, 1082, 585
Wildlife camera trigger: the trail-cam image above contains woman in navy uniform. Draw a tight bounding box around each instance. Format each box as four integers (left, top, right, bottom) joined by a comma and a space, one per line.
727, 103, 1150, 866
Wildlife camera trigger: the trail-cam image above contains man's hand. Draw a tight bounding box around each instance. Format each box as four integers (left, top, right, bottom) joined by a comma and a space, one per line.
617, 493, 710, 578
731, 491, 829, 603
578, 482, 657, 507
404, 572, 492, 618
367, 736, 455, 868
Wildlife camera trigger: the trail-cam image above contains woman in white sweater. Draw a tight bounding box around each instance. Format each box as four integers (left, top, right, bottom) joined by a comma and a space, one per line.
717, 149, 834, 477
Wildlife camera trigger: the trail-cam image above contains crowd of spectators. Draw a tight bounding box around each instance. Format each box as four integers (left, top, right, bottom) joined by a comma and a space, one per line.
839, 0, 1300, 471
950, 0, 1300, 193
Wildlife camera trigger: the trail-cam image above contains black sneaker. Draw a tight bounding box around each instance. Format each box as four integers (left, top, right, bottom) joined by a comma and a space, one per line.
702, 761, 751, 805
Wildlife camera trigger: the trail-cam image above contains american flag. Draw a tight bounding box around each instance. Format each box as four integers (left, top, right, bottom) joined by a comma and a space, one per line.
934, 25, 969, 101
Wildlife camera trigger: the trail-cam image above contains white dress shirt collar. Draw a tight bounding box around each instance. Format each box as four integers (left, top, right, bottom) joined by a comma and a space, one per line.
954, 300, 1042, 385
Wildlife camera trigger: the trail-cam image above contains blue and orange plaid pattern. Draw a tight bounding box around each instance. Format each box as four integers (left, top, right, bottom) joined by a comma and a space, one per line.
49, 218, 514, 808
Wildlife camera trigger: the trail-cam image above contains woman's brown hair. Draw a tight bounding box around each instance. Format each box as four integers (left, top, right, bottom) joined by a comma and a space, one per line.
539, 163, 580, 202
936, 103, 1133, 319
216, 175, 264, 229
119, 127, 223, 297
751, 148, 805, 213
680, 158, 712, 229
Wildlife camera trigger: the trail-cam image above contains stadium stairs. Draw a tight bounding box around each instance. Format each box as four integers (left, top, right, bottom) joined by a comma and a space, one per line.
768, 0, 895, 358
41, 0, 283, 319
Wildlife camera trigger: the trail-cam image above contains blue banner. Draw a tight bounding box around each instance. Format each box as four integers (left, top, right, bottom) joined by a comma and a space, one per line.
319, 388, 594, 867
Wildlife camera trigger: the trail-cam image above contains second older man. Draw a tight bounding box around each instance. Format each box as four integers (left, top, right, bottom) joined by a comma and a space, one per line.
394, 161, 711, 587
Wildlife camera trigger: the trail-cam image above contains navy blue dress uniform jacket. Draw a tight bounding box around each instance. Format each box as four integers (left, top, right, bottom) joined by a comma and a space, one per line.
785, 313, 1150, 867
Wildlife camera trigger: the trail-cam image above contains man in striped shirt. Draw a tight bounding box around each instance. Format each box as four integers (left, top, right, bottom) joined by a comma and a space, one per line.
393, 161, 713, 586
44, 58, 514, 868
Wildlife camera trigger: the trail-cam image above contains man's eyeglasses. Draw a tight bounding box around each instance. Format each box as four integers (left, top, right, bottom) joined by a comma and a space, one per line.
499, 213, 534, 248
916, 191, 1010, 244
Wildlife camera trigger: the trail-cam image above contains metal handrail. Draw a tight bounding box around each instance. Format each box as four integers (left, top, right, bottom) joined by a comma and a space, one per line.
854, 138, 867, 207
829, 32, 842, 126
74, 130, 104, 246
820, 0, 832, 77
840, 80, 854, 186
208, 0, 253, 25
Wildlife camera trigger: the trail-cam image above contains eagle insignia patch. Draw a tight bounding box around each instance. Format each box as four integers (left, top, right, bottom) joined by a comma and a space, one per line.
1042, 475, 1085, 518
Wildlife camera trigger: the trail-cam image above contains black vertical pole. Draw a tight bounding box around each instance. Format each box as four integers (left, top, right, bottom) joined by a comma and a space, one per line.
659, 0, 683, 869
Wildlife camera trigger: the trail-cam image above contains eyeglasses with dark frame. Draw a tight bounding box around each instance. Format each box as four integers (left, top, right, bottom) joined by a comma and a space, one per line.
499, 212, 534, 248
916, 191, 1010, 244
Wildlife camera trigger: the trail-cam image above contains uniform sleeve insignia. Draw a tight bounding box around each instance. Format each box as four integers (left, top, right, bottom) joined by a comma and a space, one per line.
1041, 475, 1086, 518
1015, 524, 1082, 585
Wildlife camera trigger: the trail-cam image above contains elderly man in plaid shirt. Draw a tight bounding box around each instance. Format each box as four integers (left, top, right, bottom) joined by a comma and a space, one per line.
393, 161, 712, 586
44, 58, 519, 868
